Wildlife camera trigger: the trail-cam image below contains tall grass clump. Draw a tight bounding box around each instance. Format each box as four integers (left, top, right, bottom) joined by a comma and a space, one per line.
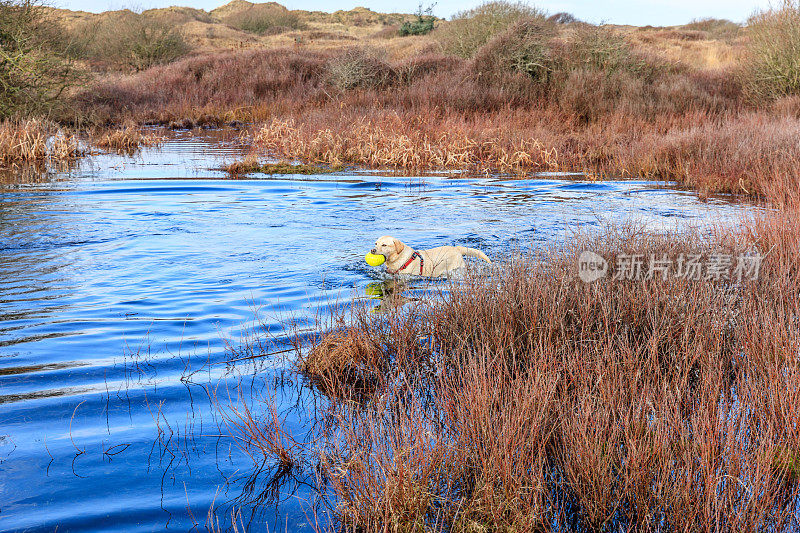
434, 1, 547, 58
222, 4, 306, 35
0, 119, 82, 166
251, 116, 558, 172
744, 0, 800, 101
93, 124, 161, 154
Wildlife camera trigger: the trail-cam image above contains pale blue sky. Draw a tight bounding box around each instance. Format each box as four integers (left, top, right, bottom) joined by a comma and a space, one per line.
54, 0, 774, 26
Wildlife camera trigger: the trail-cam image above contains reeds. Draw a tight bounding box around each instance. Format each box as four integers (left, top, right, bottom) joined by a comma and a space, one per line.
224, 218, 800, 531
244, 110, 800, 197
251, 116, 559, 173
93, 125, 162, 153
74, 36, 800, 196
0, 119, 83, 167
222, 158, 340, 177
73, 40, 800, 196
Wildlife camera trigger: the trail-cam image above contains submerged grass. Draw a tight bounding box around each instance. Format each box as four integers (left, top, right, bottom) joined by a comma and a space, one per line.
93, 125, 162, 154
223, 159, 341, 176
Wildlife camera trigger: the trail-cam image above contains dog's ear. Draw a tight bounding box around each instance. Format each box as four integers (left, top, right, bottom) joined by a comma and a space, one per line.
393, 238, 405, 255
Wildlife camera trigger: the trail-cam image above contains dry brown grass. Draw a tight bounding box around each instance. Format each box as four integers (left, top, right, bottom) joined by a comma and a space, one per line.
75, 32, 793, 198
59, 4, 800, 201
251, 116, 558, 173
222, 158, 338, 176
627, 25, 743, 70
242, 109, 800, 198
225, 215, 800, 531
93, 125, 162, 153
0, 119, 83, 167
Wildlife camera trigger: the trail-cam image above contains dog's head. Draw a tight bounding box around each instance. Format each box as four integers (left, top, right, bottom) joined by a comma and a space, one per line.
372, 236, 405, 261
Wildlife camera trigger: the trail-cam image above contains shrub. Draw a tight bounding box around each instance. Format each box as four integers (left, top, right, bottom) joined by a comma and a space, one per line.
398, 3, 436, 36
744, 1, 800, 102
564, 24, 646, 75
472, 21, 648, 85
434, 1, 547, 58
548, 11, 579, 24
326, 48, 394, 91
222, 4, 306, 35
684, 17, 741, 41
124, 17, 190, 71
399, 16, 435, 36
470, 21, 659, 120
0, 0, 80, 118
75, 11, 190, 71
472, 18, 556, 84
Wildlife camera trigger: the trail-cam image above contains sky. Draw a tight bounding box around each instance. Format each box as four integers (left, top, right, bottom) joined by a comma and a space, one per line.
53, 0, 774, 26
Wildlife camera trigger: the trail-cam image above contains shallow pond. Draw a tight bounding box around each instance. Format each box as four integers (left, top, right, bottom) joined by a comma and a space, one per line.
0, 130, 752, 532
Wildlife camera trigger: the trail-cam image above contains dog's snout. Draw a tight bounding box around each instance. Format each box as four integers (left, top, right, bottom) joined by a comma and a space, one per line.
370, 248, 377, 254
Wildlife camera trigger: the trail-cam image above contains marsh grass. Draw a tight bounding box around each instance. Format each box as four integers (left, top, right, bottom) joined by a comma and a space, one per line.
244, 110, 800, 198
93, 125, 162, 153
250, 116, 559, 174
224, 217, 800, 531
0, 118, 82, 166
77, 41, 791, 197
222, 158, 341, 176
60, 4, 800, 198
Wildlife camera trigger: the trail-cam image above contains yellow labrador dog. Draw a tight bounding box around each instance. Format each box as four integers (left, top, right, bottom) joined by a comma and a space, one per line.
371, 236, 491, 277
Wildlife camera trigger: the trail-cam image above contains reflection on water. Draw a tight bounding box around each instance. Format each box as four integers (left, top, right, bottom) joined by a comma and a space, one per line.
0, 130, 753, 532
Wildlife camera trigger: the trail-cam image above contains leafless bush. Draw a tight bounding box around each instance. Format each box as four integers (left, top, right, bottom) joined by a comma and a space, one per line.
326, 48, 394, 91
0, 0, 82, 118
434, 0, 548, 58
221, 4, 306, 35
743, 0, 800, 101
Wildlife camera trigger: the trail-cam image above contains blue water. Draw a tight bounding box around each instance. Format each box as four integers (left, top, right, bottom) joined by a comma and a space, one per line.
0, 130, 751, 532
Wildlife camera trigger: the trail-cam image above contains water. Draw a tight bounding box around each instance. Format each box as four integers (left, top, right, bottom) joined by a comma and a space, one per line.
0, 130, 752, 532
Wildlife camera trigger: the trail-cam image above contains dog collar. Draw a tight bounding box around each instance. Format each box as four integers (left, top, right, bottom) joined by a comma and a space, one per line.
386, 251, 423, 275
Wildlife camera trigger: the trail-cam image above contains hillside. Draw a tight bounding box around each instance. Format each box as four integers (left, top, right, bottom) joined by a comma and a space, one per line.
47, 0, 435, 59
45, 1, 745, 68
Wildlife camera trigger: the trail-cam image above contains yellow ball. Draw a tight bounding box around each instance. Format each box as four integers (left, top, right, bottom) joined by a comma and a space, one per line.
365, 253, 386, 267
